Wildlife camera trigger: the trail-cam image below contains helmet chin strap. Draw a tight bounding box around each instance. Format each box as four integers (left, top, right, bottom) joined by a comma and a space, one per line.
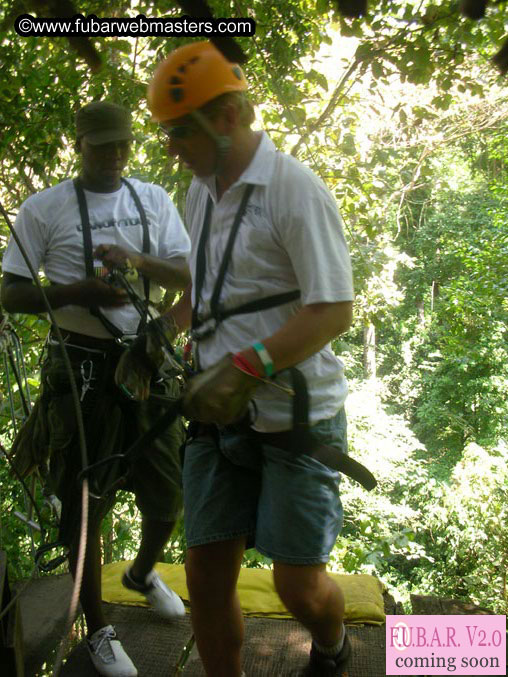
190, 109, 232, 175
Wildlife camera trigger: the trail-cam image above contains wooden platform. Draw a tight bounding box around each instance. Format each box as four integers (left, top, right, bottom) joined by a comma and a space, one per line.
17, 572, 499, 676
60, 605, 388, 676
17, 573, 393, 676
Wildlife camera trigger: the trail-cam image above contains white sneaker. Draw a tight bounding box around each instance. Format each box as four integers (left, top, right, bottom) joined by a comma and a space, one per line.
122, 567, 186, 620
86, 625, 137, 677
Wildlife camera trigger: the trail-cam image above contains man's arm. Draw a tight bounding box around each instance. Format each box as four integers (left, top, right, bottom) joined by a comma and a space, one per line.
1, 272, 128, 314
94, 245, 191, 290
179, 300, 353, 425
238, 300, 353, 374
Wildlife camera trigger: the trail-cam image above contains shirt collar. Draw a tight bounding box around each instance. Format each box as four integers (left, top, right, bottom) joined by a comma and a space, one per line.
235, 131, 277, 187
197, 131, 277, 198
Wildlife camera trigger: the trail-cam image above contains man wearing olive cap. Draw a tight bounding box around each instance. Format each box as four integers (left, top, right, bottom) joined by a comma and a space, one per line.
2, 101, 191, 677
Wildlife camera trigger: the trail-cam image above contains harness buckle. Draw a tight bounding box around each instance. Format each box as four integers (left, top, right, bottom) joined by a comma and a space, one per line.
191, 316, 219, 342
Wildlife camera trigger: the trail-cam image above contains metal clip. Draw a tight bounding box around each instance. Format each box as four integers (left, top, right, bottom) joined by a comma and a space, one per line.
80, 359, 95, 402
191, 317, 218, 342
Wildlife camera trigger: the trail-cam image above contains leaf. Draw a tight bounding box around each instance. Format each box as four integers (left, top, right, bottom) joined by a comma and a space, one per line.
371, 59, 384, 80
307, 68, 328, 91
109, 40, 132, 55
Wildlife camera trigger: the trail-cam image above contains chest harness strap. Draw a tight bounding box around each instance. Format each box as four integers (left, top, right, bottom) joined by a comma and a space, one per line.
73, 178, 151, 339
191, 184, 300, 345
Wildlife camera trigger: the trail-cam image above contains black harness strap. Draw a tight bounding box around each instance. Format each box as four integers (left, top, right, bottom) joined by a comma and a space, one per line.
191, 184, 300, 340
122, 178, 151, 332
208, 184, 255, 317
73, 177, 151, 338
191, 195, 214, 334
289, 366, 311, 455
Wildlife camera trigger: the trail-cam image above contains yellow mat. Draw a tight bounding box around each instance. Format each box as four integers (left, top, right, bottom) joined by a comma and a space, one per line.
102, 562, 385, 625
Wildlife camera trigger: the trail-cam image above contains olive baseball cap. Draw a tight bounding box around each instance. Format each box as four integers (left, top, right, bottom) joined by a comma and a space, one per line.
75, 101, 133, 145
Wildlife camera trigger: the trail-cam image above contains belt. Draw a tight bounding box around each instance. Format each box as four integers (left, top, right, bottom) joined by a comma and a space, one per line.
191, 422, 376, 491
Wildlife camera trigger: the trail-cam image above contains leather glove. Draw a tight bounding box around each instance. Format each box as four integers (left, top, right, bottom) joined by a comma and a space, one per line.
115, 316, 178, 401
182, 354, 260, 425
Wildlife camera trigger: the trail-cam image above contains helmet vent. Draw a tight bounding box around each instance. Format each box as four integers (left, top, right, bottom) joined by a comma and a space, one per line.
171, 88, 184, 102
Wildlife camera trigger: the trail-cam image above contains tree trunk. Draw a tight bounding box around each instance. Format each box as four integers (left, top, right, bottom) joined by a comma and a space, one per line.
363, 322, 376, 379
431, 281, 440, 312
102, 527, 114, 565
416, 299, 425, 325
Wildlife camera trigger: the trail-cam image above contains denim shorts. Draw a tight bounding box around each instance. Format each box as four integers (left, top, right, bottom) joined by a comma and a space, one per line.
183, 408, 347, 565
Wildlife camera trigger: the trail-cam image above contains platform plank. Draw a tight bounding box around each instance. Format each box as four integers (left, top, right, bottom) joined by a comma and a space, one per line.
17, 573, 394, 676
16, 573, 74, 676
59, 603, 388, 677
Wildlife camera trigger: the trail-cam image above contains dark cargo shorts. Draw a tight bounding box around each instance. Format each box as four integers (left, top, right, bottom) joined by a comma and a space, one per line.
42, 343, 184, 543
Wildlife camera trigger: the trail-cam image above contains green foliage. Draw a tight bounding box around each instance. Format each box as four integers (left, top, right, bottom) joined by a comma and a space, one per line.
381, 180, 508, 455
408, 441, 508, 613
331, 381, 508, 614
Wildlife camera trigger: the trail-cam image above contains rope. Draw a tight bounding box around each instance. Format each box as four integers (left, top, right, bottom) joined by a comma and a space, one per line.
0, 442, 46, 546
51, 480, 89, 677
0, 323, 39, 562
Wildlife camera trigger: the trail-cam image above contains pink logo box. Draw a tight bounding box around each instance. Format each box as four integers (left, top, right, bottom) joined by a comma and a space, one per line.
386, 614, 506, 675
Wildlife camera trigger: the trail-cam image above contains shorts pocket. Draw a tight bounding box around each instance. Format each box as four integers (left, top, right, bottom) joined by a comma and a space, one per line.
47, 394, 78, 453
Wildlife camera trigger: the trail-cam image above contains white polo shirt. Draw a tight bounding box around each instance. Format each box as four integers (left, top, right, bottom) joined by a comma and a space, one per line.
186, 132, 354, 432
2, 178, 191, 338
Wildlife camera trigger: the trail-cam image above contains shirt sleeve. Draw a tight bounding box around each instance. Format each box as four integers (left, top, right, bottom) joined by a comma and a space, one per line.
2, 200, 46, 279
273, 164, 354, 305
155, 187, 191, 261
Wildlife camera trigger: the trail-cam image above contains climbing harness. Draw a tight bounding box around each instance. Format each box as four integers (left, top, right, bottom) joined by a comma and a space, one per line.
191, 184, 300, 348
188, 185, 376, 490
73, 177, 151, 338
48, 263, 189, 499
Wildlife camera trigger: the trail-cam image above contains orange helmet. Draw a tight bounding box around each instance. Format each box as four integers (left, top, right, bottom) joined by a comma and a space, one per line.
147, 41, 248, 122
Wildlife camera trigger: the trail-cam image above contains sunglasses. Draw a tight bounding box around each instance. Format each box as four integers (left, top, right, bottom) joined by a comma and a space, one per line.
158, 123, 197, 141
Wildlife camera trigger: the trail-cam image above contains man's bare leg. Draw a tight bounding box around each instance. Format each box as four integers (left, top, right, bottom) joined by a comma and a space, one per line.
273, 563, 345, 646
185, 537, 246, 676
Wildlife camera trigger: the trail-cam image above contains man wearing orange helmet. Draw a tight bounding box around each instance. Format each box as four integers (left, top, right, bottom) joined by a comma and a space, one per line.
118, 42, 355, 676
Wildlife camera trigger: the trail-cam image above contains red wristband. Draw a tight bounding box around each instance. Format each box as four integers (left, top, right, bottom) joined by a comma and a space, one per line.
232, 353, 263, 379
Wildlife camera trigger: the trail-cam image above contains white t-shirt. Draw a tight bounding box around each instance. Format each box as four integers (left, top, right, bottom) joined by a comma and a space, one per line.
2, 178, 191, 338
186, 132, 354, 431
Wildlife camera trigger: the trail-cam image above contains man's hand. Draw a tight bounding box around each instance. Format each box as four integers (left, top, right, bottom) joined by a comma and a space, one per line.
115, 340, 155, 401
0, 272, 129, 314
95, 244, 191, 291
94, 244, 141, 270
182, 355, 260, 425
72, 278, 129, 307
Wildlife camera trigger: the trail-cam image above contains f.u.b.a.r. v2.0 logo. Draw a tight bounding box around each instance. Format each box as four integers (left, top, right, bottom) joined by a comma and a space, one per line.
385, 615, 506, 675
